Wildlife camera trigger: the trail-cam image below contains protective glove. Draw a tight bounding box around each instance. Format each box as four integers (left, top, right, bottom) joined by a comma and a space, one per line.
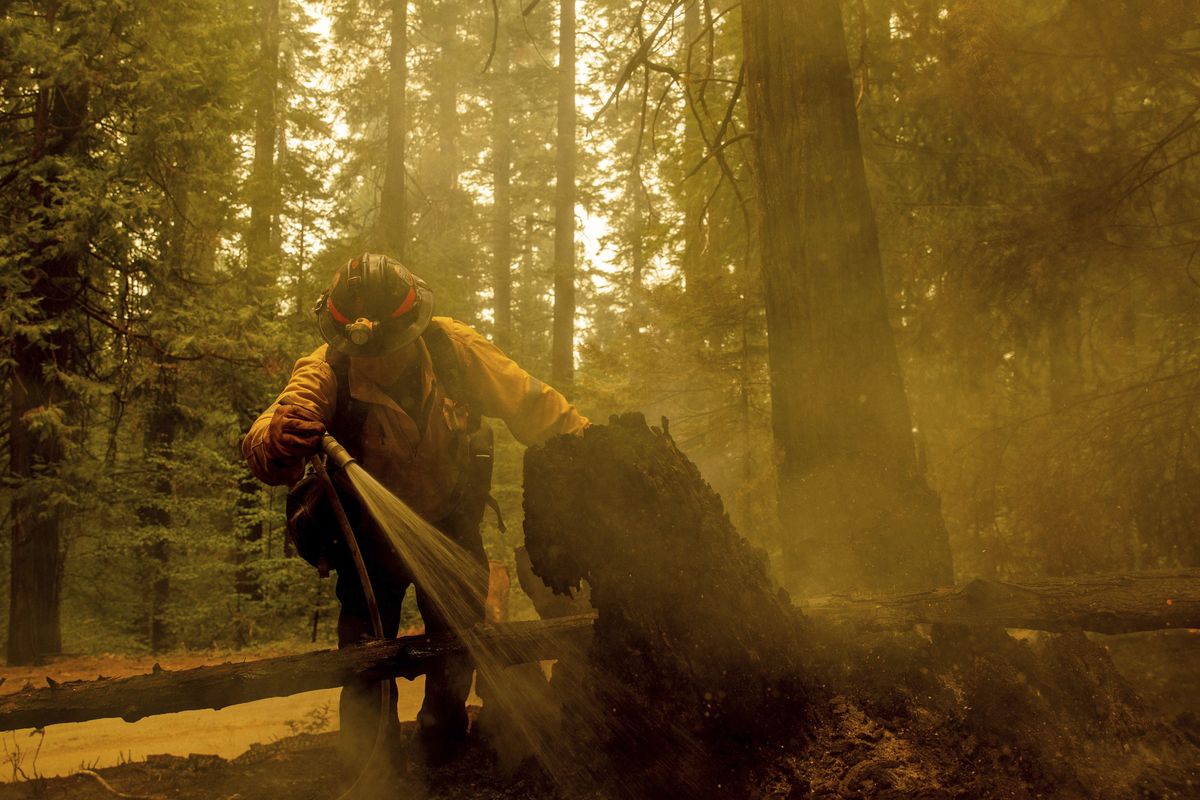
264, 403, 326, 462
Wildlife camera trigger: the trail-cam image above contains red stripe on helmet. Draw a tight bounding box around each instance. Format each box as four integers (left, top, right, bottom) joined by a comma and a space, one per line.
326, 295, 353, 325
390, 285, 417, 318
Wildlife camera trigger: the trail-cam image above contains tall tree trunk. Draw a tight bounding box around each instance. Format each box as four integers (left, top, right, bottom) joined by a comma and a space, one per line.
247, 0, 280, 270
9, 292, 69, 666
519, 215, 538, 364
627, 144, 647, 318
491, 3, 513, 350
551, 0, 576, 391
681, 0, 708, 296
742, 0, 952, 594
8, 335, 68, 666
136, 167, 195, 655
431, 5, 460, 192
8, 77, 90, 665
380, 0, 408, 260
235, 0, 283, 621
412, 0, 464, 313
138, 364, 178, 654
1045, 276, 1084, 414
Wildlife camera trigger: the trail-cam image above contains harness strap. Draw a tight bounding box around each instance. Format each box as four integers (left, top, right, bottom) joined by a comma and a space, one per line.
421, 321, 482, 433
325, 320, 480, 430
325, 350, 369, 458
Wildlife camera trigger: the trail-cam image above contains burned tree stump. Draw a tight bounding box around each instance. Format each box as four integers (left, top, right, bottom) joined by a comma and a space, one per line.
523, 414, 809, 792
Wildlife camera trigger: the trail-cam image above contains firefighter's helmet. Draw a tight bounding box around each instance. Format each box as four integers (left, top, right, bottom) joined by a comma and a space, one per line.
315, 253, 433, 356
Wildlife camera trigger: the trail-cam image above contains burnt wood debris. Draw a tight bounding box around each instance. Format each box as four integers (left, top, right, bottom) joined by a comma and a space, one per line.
522, 414, 1200, 798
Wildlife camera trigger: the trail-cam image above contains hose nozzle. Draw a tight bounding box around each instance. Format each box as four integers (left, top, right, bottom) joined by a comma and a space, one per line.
322, 433, 356, 472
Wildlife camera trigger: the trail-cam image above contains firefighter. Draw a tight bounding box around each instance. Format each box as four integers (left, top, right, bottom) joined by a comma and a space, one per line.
242, 253, 587, 770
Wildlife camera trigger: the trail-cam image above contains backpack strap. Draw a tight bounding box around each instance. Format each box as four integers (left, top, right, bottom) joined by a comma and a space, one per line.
423, 321, 500, 529
421, 320, 481, 433
323, 347, 369, 457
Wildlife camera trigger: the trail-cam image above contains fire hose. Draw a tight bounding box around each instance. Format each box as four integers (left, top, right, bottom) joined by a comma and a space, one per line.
309, 433, 390, 798
312, 434, 383, 639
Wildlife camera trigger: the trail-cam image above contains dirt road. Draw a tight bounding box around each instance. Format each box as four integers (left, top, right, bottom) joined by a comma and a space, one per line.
0, 650, 441, 781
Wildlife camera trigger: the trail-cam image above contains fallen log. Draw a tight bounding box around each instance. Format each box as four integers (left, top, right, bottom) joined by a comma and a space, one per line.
2, 565, 1193, 735
804, 569, 1200, 634
0, 615, 594, 732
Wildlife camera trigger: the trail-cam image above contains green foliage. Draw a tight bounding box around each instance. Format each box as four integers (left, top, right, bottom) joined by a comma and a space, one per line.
853, 0, 1200, 576
2, 0, 1198, 658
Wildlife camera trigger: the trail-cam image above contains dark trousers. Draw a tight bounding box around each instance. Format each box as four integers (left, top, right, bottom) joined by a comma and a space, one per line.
335, 504, 489, 770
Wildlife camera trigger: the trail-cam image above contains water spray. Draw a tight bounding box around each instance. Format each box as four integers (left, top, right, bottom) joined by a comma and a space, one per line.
310, 432, 574, 790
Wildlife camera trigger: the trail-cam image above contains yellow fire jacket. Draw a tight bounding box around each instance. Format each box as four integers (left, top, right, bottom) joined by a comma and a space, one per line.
243, 317, 587, 521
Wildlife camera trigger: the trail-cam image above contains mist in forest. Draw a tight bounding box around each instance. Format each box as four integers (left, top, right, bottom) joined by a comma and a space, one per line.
0, 0, 1198, 797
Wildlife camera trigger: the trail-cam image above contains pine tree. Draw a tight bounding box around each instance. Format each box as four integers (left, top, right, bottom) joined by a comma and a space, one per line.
551, 0, 576, 391
743, 0, 953, 593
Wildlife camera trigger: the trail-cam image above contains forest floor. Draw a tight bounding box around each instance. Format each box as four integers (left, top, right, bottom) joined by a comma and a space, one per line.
0, 711, 545, 800
0, 630, 1193, 799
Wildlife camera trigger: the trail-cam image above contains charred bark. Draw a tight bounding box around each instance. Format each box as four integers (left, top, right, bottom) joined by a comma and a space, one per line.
522, 416, 1200, 798
524, 414, 810, 796
0, 616, 594, 732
